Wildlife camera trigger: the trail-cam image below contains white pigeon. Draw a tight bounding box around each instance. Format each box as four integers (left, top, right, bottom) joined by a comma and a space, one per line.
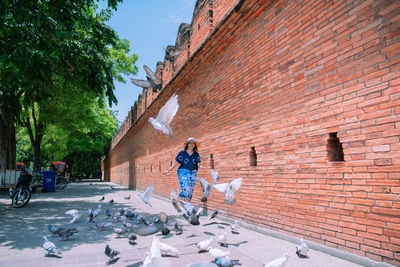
142, 251, 152, 267
148, 94, 179, 138
210, 169, 220, 184
264, 253, 289, 267
209, 247, 230, 258
230, 220, 240, 233
217, 232, 228, 247
198, 177, 211, 202
139, 184, 154, 207
42, 236, 61, 255
158, 237, 179, 255
150, 237, 162, 258
196, 238, 213, 252
65, 209, 81, 224
212, 177, 242, 204
296, 239, 309, 257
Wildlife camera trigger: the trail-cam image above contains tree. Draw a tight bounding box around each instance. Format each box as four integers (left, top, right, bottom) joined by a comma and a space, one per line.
0, 0, 135, 170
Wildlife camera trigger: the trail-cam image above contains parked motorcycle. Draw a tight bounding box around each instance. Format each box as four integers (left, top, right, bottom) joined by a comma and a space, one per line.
9, 167, 33, 208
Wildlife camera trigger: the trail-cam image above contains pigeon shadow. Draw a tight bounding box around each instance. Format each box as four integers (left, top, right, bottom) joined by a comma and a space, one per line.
186, 233, 198, 238
227, 240, 248, 247
203, 231, 216, 236
162, 254, 179, 258
126, 262, 142, 267
45, 254, 63, 258
106, 257, 120, 265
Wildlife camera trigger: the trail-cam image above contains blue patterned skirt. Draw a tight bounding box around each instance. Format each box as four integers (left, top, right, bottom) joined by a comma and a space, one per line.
177, 169, 197, 201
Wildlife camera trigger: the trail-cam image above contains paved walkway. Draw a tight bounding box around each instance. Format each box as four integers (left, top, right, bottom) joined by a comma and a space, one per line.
0, 182, 387, 267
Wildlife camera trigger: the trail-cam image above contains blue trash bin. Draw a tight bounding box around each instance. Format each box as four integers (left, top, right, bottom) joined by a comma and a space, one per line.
42, 171, 56, 192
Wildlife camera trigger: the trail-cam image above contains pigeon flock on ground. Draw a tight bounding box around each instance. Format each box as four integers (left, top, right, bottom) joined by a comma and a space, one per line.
41, 170, 310, 266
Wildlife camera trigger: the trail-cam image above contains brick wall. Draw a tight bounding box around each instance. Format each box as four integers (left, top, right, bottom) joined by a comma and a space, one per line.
104, 0, 400, 264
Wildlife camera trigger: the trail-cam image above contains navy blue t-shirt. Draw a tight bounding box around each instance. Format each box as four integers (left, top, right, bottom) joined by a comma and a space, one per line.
175, 150, 201, 171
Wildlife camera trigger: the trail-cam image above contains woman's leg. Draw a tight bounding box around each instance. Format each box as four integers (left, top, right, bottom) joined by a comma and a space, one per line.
177, 169, 197, 202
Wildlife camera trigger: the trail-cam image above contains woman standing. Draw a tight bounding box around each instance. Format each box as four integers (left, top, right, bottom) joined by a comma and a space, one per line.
164, 137, 201, 202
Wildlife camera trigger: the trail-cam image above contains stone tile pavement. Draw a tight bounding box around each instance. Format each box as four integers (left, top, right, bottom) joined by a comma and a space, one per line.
0, 182, 393, 267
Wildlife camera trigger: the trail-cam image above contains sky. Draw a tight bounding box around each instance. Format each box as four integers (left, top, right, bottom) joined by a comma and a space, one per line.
98, 0, 197, 124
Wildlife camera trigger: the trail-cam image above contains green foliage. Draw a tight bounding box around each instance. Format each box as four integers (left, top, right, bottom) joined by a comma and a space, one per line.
1, 0, 136, 172
16, 126, 32, 165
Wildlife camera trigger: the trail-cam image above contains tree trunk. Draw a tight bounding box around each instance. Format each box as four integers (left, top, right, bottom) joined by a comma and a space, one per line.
25, 106, 44, 172
0, 114, 16, 169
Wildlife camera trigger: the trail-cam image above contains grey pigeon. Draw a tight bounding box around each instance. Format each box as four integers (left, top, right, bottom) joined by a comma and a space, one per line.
57, 228, 79, 241
104, 244, 120, 264
170, 188, 182, 212
210, 210, 219, 220
264, 253, 289, 267
214, 257, 241, 267
212, 178, 242, 204
130, 65, 161, 92
198, 177, 211, 202
164, 46, 181, 61
113, 226, 126, 237
128, 233, 137, 242
174, 222, 183, 235
148, 94, 179, 138
296, 239, 309, 258
48, 225, 65, 235
108, 199, 114, 204
105, 209, 112, 217
136, 215, 149, 225
88, 204, 102, 222
139, 184, 154, 207
96, 222, 113, 231
125, 195, 130, 200
43, 236, 62, 255
42, 236, 62, 255
135, 216, 168, 236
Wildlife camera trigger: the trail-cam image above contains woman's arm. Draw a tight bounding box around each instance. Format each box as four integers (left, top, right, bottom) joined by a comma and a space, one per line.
164, 160, 179, 174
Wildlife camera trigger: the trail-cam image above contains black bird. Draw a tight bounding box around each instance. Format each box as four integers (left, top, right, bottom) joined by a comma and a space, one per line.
109, 199, 114, 204
99, 196, 105, 202
210, 210, 219, 220
105, 244, 120, 264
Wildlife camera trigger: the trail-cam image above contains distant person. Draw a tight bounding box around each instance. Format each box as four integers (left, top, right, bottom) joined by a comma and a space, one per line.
164, 138, 201, 202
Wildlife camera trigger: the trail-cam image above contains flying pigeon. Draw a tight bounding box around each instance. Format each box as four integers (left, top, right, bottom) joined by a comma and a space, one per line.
48, 225, 65, 235
198, 177, 211, 202
212, 178, 242, 204
139, 184, 154, 207
217, 232, 228, 247
210, 169, 220, 185
213, 257, 241, 267
57, 228, 79, 241
170, 188, 182, 212
104, 244, 120, 264
158, 237, 179, 256
174, 222, 183, 235
264, 253, 289, 267
125, 195, 130, 200
99, 196, 105, 201
130, 65, 161, 92
148, 94, 179, 138
65, 209, 81, 224
296, 239, 309, 258
230, 220, 240, 234
42, 236, 62, 256
209, 247, 230, 258
88, 204, 102, 222
196, 238, 213, 252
